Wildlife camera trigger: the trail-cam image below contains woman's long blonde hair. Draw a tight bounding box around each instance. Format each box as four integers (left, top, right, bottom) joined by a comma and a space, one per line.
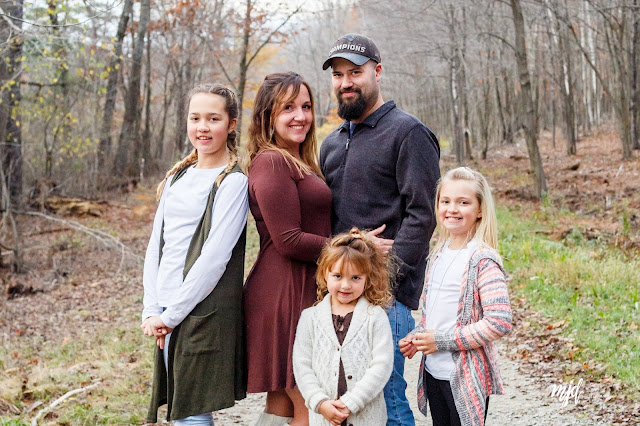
156, 83, 239, 200
245, 72, 322, 178
316, 228, 393, 308
432, 167, 499, 256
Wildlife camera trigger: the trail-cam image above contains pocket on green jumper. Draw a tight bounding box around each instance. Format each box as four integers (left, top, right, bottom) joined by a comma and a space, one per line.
180, 309, 221, 355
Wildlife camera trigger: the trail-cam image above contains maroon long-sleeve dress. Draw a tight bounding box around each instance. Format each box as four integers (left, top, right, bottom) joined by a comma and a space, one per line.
244, 150, 332, 392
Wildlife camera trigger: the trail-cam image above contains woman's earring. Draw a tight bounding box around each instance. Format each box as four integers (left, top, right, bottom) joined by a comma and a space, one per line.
269, 128, 274, 141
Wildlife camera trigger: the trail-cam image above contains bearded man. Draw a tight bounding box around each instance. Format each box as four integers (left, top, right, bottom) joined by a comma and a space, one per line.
320, 34, 441, 426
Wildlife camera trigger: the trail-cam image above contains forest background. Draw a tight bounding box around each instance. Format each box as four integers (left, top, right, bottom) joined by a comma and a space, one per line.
0, 0, 639, 424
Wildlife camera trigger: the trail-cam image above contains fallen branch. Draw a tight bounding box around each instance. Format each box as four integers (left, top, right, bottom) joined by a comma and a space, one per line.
523, 229, 553, 234
25, 227, 68, 237
615, 164, 623, 178
17, 210, 143, 277
31, 381, 100, 426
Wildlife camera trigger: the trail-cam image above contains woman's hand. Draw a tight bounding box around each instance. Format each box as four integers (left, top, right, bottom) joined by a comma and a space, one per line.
398, 335, 418, 359
367, 224, 394, 255
412, 330, 437, 355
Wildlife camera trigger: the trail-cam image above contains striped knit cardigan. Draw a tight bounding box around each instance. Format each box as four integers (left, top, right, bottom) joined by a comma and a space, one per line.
412, 244, 512, 426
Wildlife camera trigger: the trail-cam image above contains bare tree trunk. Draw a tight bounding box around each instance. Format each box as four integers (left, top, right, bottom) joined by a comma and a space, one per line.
585, 4, 601, 127
157, 65, 172, 160
567, 3, 631, 159
557, 2, 577, 155
141, 32, 152, 165
448, 6, 464, 164
480, 86, 490, 159
480, 40, 492, 160
603, 9, 632, 159
0, 0, 23, 205
579, 2, 592, 134
46, 1, 72, 179
494, 75, 508, 144
460, 7, 472, 160
449, 60, 464, 165
510, 0, 547, 198
497, 38, 515, 144
173, 68, 186, 155
633, 0, 640, 150
0, 161, 22, 272
114, 0, 150, 176
98, 0, 133, 170
545, 9, 558, 149
236, 0, 253, 145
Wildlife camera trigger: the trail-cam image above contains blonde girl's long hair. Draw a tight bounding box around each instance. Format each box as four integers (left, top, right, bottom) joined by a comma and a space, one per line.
315, 228, 393, 308
245, 72, 323, 179
432, 167, 499, 256
156, 83, 240, 200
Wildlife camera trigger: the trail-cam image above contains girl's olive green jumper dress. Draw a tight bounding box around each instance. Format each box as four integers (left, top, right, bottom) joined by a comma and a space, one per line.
147, 164, 247, 423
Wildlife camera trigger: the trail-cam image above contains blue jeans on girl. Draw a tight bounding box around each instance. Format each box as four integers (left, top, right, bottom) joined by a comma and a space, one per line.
163, 332, 215, 426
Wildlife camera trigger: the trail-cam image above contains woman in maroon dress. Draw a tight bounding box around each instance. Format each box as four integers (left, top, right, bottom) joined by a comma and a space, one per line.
244, 72, 332, 425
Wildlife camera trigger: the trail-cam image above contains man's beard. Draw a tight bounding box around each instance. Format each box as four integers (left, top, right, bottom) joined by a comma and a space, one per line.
337, 89, 368, 121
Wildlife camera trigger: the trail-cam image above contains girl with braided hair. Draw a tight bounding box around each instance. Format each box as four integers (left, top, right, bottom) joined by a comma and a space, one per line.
141, 83, 249, 425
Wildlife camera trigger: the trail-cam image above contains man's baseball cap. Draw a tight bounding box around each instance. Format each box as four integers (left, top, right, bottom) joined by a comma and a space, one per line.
322, 34, 382, 70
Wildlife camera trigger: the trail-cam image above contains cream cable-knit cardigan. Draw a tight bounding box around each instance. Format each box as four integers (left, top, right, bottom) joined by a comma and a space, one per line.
293, 295, 393, 426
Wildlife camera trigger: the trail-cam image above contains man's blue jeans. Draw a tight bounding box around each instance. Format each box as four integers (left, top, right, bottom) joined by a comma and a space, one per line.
384, 299, 416, 425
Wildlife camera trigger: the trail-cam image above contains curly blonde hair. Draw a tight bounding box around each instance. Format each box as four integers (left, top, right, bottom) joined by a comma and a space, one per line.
316, 228, 393, 308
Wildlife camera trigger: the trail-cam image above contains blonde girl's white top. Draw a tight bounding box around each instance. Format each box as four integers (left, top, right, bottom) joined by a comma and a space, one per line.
141, 164, 249, 329
424, 238, 477, 380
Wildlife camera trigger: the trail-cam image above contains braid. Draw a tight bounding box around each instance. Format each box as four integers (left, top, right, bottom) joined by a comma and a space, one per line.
156, 149, 199, 200
216, 150, 238, 186
215, 128, 239, 186
226, 129, 237, 155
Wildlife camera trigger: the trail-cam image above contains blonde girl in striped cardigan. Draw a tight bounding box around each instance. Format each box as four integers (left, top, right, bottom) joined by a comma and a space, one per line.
399, 167, 512, 426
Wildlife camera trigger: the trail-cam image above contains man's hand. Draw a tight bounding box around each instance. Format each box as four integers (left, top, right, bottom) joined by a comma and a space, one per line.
399, 335, 418, 359
367, 224, 394, 255
412, 330, 437, 355
318, 400, 349, 426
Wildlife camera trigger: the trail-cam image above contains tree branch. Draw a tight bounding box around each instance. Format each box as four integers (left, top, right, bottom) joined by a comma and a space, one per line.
21, 81, 66, 88
0, 1, 124, 29
16, 210, 143, 277
214, 54, 238, 91
0, 7, 22, 33
246, 3, 304, 68
478, 31, 517, 52
31, 381, 101, 426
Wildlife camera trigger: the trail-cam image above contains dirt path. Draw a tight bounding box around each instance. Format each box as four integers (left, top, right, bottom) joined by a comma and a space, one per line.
212, 313, 604, 426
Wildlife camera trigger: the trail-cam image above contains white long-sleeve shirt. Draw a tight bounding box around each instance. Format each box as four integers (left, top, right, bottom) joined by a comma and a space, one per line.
142, 165, 249, 329
424, 238, 477, 380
